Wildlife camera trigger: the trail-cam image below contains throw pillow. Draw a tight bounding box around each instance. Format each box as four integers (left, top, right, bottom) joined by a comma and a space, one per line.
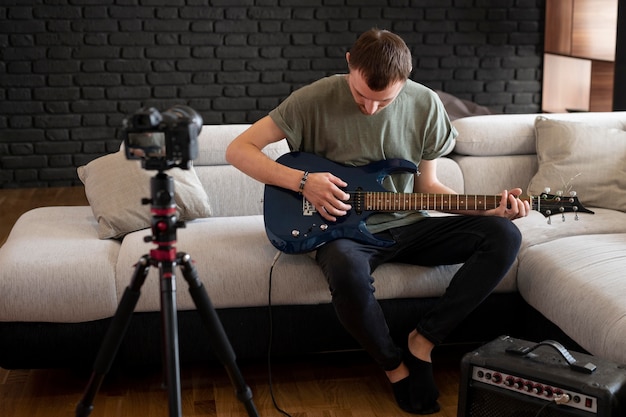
78, 145, 212, 239
528, 116, 626, 212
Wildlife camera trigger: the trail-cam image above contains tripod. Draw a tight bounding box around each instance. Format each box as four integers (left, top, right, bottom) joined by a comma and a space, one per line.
76, 171, 259, 417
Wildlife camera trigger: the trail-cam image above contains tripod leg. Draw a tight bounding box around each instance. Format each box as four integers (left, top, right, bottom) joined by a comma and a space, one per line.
178, 253, 260, 417
159, 260, 183, 417
75, 255, 151, 417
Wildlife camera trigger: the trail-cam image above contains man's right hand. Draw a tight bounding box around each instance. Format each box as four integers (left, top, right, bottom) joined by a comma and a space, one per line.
301, 172, 351, 222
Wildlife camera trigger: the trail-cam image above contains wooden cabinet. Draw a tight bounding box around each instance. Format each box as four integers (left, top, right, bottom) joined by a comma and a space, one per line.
542, 0, 618, 113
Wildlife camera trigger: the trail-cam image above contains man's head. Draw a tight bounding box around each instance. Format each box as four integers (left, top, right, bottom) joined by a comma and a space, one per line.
346, 29, 413, 91
346, 29, 412, 115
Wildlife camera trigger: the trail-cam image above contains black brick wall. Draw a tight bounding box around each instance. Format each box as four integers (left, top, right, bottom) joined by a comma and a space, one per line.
0, 0, 545, 188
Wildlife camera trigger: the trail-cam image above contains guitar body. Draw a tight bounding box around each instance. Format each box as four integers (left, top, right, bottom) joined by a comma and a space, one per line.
264, 152, 593, 254
263, 152, 417, 254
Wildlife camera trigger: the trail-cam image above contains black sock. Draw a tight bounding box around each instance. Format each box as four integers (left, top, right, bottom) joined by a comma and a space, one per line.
391, 377, 415, 413
404, 352, 440, 414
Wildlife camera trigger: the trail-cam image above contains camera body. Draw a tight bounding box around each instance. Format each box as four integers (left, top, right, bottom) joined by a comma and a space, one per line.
123, 105, 202, 171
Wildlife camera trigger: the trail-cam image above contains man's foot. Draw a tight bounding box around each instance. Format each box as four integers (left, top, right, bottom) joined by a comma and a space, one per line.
403, 351, 440, 414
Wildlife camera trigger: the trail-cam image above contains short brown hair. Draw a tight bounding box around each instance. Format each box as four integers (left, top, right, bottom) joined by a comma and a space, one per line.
348, 29, 413, 91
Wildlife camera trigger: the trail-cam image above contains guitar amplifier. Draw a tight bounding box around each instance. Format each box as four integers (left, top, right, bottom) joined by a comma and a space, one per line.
457, 336, 626, 417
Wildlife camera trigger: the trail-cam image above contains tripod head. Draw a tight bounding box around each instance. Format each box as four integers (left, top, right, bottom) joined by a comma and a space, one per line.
143, 171, 185, 262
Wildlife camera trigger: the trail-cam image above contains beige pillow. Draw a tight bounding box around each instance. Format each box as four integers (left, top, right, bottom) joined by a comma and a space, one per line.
78, 147, 212, 239
528, 117, 626, 212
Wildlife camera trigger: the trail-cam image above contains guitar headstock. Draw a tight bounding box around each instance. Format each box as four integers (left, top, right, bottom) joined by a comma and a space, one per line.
530, 192, 594, 223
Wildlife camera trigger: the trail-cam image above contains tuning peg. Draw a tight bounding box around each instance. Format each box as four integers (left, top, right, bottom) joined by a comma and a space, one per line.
556, 190, 563, 197
543, 187, 551, 194
570, 191, 577, 197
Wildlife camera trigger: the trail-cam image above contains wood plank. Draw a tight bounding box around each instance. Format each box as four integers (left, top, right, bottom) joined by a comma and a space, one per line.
589, 60, 615, 111
0, 187, 464, 416
541, 53, 591, 113
544, 0, 574, 54
571, 0, 618, 61
0, 351, 462, 417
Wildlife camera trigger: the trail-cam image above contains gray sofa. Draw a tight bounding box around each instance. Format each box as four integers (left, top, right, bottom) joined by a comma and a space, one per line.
1, 111, 625, 369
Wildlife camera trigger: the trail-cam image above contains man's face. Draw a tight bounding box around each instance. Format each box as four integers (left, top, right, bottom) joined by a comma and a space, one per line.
346, 69, 405, 115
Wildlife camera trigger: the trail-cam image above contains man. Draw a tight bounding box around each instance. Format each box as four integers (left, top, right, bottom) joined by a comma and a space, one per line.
226, 29, 529, 414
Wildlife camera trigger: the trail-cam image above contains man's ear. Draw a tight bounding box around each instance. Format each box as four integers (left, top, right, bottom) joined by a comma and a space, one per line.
345, 52, 350, 65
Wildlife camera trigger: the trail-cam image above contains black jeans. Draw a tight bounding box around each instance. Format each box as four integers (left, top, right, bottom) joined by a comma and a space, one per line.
315, 215, 522, 371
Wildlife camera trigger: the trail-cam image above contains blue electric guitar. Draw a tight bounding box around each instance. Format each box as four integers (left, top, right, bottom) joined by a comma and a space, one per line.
263, 152, 593, 254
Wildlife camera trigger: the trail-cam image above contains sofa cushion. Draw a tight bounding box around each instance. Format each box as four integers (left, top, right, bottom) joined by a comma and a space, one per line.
528, 117, 626, 212
78, 146, 212, 239
194, 124, 289, 166
452, 112, 626, 157
453, 114, 538, 156
0, 207, 121, 322
517, 233, 626, 365
114, 215, 517, 314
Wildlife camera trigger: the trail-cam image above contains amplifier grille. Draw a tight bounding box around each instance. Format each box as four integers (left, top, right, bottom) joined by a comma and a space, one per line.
467, 384, 594, 417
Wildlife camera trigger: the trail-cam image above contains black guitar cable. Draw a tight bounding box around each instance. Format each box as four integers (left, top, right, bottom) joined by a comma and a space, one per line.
266, 250, 293, 417
533, 393, 571, 417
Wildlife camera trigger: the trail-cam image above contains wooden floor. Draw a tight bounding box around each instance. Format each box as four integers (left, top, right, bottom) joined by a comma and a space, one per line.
0, 186, 464, 417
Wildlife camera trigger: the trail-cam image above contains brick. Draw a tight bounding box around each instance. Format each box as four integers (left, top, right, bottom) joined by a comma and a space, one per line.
33, 88, 80, 101
35, 142, 81, 155
212, 97, 256, 111
107, 86, 152, 99
46, 129, 71, 141
9, 143, 34, 155
2, 155, 48, 169
39, 167, 80, 181
0, 1, 546, 188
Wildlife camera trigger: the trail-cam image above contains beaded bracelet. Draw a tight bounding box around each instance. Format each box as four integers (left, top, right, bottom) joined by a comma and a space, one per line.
298, 171, 309, 194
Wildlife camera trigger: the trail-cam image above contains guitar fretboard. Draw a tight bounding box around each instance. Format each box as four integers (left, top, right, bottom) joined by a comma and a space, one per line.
360, 192, 502, 212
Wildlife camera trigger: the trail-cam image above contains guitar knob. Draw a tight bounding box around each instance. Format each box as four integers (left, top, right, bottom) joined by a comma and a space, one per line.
291, 230, 300, 237
320, 224, 328, 231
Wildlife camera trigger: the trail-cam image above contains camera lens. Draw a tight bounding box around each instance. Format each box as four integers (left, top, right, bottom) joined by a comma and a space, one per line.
163, 105, 203, 130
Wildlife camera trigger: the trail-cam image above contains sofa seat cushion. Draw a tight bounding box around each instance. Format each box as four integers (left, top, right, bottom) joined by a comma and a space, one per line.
515, 208, 626, 255
0, 207, 121, 323
517, 233, 626, 365
115, 215, 517, 314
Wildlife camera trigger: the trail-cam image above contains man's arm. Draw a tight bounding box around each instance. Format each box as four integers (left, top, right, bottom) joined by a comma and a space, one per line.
225, 115, 351, 221
415, 159, 529, 220
225, 116, 303, 192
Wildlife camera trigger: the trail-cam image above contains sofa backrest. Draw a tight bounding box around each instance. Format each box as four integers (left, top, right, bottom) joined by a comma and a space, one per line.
193, 124, 289, 217
450, 111, 626, 195
191, 124, 465, 218
192, 111, 626, 218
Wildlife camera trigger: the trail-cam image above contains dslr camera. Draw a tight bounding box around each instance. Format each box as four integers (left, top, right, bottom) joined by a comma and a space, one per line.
123, 105, 202, 171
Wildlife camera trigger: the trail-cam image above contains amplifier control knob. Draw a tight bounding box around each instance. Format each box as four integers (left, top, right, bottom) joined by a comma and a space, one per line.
492, 373, 502, 384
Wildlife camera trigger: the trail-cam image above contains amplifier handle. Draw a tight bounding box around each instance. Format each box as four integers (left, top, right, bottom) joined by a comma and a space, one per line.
506, 339, 597, 374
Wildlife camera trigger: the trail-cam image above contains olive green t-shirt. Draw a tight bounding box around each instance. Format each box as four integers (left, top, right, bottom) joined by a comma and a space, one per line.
269, 74, 457, 233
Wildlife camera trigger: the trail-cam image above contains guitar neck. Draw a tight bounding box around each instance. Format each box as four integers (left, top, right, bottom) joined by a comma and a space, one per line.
361, 192, 513, 212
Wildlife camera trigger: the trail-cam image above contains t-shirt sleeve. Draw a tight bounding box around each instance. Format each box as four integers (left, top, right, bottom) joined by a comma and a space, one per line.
420, 91, 458, 160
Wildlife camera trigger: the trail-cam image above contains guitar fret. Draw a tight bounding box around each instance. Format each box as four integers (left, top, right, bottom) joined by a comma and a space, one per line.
362, 192, 505, 212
